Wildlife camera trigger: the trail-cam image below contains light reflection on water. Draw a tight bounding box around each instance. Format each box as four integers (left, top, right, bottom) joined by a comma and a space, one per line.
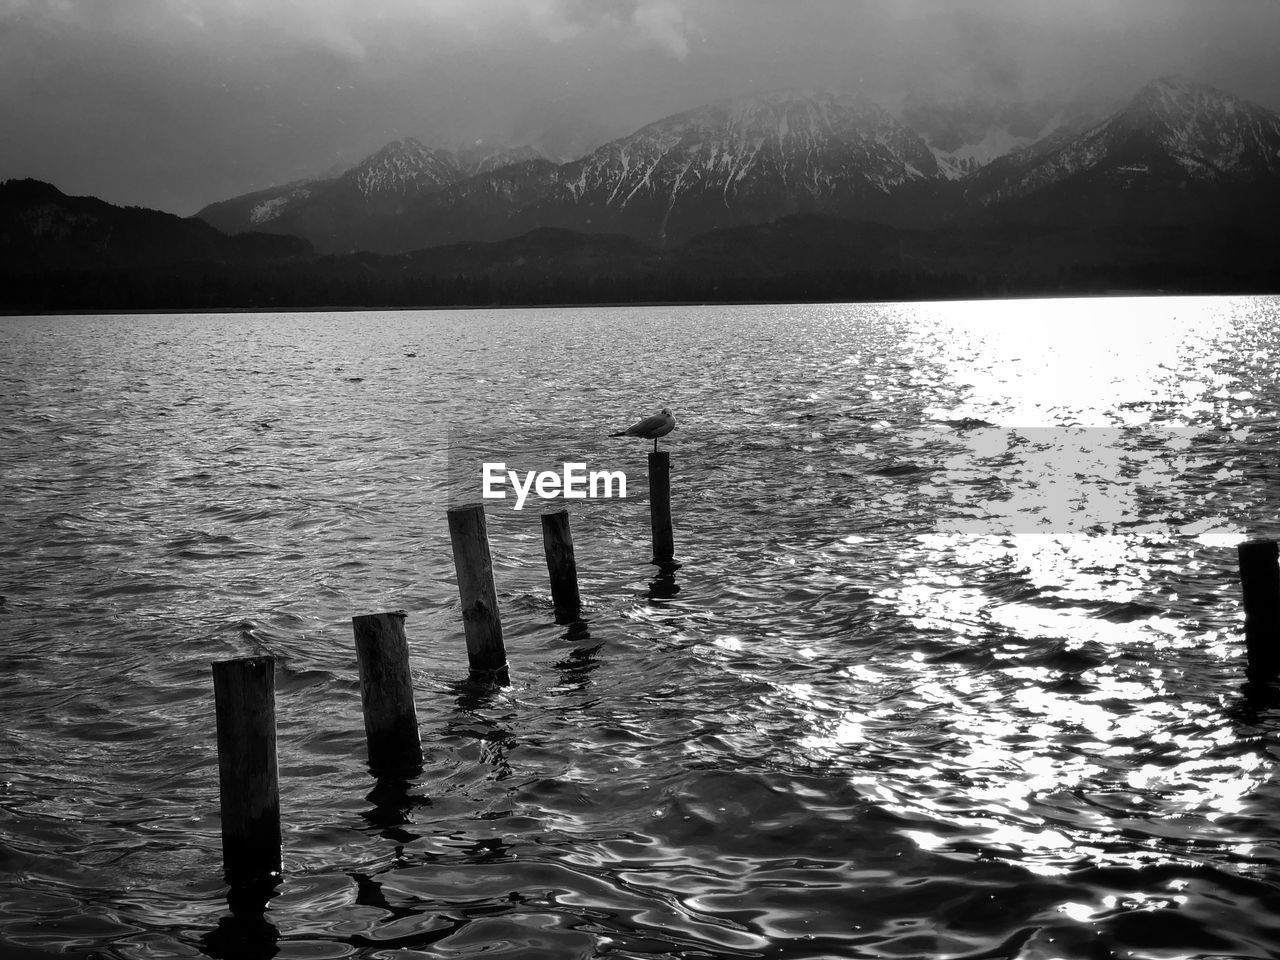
3, 296, 1280, 957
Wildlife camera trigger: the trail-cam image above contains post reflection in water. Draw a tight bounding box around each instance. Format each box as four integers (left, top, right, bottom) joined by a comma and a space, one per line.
451, 682, 517, 782
1227, 679, 1280, 724
646, 560, 682, 603
362, 773, 429, 846
199, 879, 281, 960
350, 871, 409, 924
554, 613, 604, 688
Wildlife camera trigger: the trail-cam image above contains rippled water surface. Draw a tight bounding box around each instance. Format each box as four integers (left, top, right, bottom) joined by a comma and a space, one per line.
4, 297, 1280, 959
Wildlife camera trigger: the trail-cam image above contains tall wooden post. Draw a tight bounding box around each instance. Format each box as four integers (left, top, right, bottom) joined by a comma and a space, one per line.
541, 509, 582, 623
352, 612, 423, 774
212, 657, 281, 885
1238, 539, 1280, 680
447, 503, 510, 685
648, 451, 674, 563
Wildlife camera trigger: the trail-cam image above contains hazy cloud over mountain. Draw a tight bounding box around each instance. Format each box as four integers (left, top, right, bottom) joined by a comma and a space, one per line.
4, 0, 1278, 215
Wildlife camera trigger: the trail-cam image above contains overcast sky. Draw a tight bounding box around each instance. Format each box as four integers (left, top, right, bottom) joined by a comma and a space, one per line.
4, 0, 1279, 215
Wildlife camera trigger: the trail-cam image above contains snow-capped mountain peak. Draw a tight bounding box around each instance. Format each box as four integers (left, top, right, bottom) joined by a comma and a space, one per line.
958, 75, 1280, 224
343, 138, 461, 198
194, 76, 1280, 252
552, 87, 941, 242
1133, 75, 1230, 118
719, 88, 881, 141
1117, 76, 1280, 179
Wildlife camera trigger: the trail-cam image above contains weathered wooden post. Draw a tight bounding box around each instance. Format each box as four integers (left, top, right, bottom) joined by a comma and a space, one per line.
1238, 539, 1280, 680
352, 612, 423, 774
541, 508, 582, 623
212, 656, 281, 885
648, 451, 674, 564
447, 503, 510, 685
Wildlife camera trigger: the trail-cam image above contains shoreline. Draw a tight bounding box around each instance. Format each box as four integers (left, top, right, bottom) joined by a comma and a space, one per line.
0, 287, 1196, 318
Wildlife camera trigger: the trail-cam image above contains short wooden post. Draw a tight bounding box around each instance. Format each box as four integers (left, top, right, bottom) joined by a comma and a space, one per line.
648, 451, 674, 563
541, 509, 582, 623
1239, 539, 1280, 680
212, 656, 281, 885
447, 503, 510, 685
352, 612, 423, 774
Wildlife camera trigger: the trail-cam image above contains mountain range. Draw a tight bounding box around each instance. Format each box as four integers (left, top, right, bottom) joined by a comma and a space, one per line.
190, 76, 1280, 254
4, 76, 1279, 311
195, 140, 546, 254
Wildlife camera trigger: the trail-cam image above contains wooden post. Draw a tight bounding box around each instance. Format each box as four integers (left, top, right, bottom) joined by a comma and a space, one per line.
352, 612, 423, 774
541, 509, 582, 623
212, 656, 281, 885
648, 451, 674, 563
1238, 539, 1280, 680
447, 503, 510, 685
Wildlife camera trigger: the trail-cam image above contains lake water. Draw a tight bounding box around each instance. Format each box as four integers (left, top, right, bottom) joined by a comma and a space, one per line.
4, 297, 1280, 959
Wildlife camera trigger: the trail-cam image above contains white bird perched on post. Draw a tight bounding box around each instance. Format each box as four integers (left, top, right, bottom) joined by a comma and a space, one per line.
611, 408, 676, 452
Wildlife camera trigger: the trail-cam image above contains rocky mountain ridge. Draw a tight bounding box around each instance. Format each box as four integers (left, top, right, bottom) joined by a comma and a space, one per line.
959, 76, 1280, 224
894, 89, 1114, 178
195, 77, 1280, 253
197, 140, 546, 242
6, 74, 1278, 312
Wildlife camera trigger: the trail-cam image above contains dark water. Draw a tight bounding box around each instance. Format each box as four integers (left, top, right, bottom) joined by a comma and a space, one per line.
4, 297, 1280, 959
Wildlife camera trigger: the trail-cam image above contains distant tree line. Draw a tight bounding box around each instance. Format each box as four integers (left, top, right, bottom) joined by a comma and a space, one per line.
6, 254, 1279, 314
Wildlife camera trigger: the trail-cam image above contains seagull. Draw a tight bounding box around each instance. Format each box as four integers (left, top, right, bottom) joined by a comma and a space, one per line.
611, 408, 676, 452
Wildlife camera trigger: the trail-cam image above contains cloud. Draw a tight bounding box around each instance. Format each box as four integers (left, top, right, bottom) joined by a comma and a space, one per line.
633, 1, 689, 59
2, 0, 372, 61
3, 0, 1278, 214
485, 0, 693, 58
